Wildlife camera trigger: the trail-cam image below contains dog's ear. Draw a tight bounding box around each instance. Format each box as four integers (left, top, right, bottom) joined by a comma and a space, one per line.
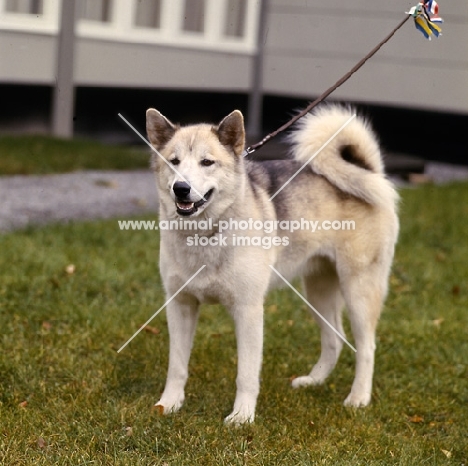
214, 110, 245, 156
146, 109, 177, 150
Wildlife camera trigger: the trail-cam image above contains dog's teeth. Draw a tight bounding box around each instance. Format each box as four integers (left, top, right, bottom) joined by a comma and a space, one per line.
177, 202, 194, 211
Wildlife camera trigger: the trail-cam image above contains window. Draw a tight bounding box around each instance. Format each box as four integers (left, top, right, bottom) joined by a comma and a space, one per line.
183, 0, 205, 33
0, 0, 260, 53
134, 0, 161, 29
5, 0, 43, 14
224, 0, 246, 38
78, 0, 112, 23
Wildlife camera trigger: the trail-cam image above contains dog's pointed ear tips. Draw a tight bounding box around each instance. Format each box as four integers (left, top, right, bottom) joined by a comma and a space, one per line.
225, 110, 244, 124
146, 108, 166, 122
218, 110, 245, 130
146, 109, 176, 149
231, 109, 244, 119
216, 110, 246, 156
146, 109, 176, 129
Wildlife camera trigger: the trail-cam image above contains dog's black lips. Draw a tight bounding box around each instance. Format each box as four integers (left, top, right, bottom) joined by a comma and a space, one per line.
176, 189, 214, 216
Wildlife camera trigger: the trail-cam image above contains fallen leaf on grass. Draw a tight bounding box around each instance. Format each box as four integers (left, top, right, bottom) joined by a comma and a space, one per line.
37, 437, 46, 449
435, 251, 446, 262
65, 264, 76, 275
18, 401, 28, 408
42, 321, 52, 330
441, 449, 452, 458
432, 318, 444, 327
144, 326, 160, 335
152, 405, 165, 416
49, 277, 60, 288
125, 427, 133, 437
408, 414, 424, 423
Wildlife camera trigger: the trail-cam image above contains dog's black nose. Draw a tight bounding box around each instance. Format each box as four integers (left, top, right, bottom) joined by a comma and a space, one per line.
173, 181, 191, 199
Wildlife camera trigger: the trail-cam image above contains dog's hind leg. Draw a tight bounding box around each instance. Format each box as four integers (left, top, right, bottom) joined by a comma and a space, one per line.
155, 295, 199, 415
292, 263, 345, 389
340, 266, 386, 408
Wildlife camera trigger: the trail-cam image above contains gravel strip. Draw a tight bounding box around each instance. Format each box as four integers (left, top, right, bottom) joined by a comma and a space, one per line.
1, 162, 467, 233
0, 170, 159, 232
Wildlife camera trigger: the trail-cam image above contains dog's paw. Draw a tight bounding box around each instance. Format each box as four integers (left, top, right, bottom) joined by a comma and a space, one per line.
225, 392, 257, 426
343, 392, 371, 408
224, 409, 255, 426
291, 375, 322, 389
153, 394, 185, 415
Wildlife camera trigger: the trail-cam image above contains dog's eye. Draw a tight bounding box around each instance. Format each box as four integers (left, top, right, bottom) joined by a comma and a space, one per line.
201, 159, 215, 167
170, 158, 180, 166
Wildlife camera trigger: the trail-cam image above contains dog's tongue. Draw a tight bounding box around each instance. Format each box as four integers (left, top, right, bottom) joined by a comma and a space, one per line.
177, 202, 194, 211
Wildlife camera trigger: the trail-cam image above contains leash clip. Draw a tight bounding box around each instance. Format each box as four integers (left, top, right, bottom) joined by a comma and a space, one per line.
242, 146, 256, 158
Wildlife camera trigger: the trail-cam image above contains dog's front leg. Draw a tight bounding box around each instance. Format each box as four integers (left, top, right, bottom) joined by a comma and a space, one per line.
155, 295, 199, 415
225, 303, 264, 425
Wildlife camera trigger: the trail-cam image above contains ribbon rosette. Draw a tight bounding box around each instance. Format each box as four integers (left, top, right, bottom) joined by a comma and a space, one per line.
407, 0, 443, 39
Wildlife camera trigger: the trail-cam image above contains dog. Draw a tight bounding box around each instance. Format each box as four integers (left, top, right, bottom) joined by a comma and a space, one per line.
145, 105, 399, 425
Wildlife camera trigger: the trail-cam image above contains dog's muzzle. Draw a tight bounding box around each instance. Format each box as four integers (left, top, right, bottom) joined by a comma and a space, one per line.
173, 181, 214, 216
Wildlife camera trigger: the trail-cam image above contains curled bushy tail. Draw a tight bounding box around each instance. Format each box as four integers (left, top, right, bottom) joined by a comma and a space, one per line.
289, 106, 398, 208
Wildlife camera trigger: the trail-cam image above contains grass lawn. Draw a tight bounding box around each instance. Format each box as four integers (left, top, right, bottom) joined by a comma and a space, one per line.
0, 182, 467, 465
0, 135, 150, 175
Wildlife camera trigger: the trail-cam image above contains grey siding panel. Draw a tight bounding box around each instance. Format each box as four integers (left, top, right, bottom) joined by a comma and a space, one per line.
0, 31, 251, 91
270, 0, 467, 17
267, 12, 467, 65
75, 40, 251, 90
0, 31, 56, 84
265, 0, 468, 113
264, 54, 468, 113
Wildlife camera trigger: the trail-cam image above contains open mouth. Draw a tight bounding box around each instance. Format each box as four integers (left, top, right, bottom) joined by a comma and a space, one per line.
176, 189, 214, 216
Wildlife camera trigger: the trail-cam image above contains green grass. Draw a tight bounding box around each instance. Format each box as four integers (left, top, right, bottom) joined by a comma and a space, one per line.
0, 183, 467, 465
0, 135, 150, 175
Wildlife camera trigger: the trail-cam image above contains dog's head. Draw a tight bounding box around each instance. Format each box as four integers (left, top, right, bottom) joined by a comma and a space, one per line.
146, 109, 245, 218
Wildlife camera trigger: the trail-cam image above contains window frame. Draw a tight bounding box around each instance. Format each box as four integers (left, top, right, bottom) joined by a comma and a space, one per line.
0, 0, 260, 54
0, 0, 59, 33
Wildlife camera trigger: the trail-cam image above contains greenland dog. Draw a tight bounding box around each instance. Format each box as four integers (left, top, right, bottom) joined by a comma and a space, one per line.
146, 106, 399, 425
